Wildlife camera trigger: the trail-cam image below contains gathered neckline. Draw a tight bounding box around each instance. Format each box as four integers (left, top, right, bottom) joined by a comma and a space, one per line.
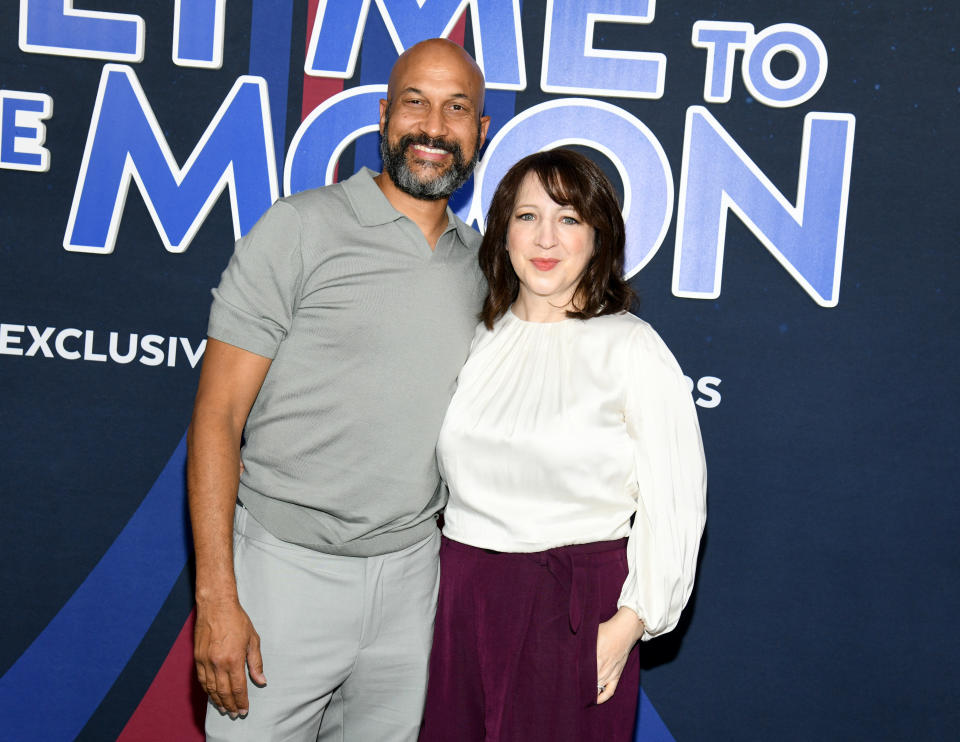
505, 306, 582, 326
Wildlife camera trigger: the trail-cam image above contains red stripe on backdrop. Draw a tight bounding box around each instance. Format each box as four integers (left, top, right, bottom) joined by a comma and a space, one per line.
301, 2, 467, 120
301, 0, 345, 120
117, 610, 205, 741
301, 0, 344, 181
299, 3, 467, 178
449, 10, 467, 46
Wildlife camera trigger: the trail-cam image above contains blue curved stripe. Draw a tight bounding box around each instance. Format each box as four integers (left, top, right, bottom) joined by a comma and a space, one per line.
0, 5, 296, 738
636, 688, 677, 741
0, 434, 190, 740
248, 0, 293, 171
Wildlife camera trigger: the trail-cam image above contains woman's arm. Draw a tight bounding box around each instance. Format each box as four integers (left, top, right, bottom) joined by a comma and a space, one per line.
597, 321, 707, 700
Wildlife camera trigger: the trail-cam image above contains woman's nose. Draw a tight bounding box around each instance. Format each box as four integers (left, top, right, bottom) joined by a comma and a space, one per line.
535, 222, 558, 249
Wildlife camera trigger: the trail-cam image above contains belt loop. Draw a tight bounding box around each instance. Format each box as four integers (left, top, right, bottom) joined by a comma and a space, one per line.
545, 549, 583, 634
234, 501, 247, 533
568, 553, 582, 634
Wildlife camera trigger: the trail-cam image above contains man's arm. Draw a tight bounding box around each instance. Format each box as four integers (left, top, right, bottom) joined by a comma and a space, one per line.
187, 338, 272, 717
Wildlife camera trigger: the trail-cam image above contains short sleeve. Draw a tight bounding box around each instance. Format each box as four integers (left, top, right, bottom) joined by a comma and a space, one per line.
207, 200, 304, 359
617, 322, 707, 641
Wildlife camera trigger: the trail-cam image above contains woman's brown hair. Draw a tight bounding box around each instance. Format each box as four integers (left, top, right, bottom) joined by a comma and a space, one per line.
478, 148, 634, 329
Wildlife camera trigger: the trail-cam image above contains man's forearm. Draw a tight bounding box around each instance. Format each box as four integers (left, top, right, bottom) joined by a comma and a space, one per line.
187, 409, 244, 605
186, 338, 272, 714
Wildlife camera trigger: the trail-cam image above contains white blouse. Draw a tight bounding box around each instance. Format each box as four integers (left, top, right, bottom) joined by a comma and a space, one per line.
438, 309, 707, 640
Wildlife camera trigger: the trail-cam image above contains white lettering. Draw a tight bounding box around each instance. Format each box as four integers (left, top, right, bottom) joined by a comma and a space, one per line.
695, 376, 722, 408
3, 321, 205, 368
26, 325, 54, 357
684, 374, 723, 408
180, 336, 206, 368
0, 324, 25, 355
109, 331, 138, 363
139, 334, 165, 366
83, 329, 107, 361
55, 327, 82, 359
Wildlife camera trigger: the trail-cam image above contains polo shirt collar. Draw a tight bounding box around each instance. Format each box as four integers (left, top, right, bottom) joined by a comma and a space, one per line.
344, 167, 476, 245
450, 208, 479, 246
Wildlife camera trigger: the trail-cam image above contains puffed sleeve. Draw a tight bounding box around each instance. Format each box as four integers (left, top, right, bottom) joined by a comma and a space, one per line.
207, 200, 304, 359
617, 321, 707, 641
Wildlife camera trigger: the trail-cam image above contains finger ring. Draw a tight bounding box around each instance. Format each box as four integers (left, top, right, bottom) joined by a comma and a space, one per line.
597, 683, 606, 693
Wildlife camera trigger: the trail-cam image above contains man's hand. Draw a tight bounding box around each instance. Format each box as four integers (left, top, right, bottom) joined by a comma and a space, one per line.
187, 338, 272, 717
596, 606, 645, 704
194, 598, 266, 717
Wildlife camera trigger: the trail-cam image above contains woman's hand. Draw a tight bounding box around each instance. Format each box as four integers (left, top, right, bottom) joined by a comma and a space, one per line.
596, 606, 644, 703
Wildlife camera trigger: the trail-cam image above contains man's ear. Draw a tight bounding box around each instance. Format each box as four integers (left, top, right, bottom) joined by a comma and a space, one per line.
478, 115, 491, 148
378, 99, 388, 134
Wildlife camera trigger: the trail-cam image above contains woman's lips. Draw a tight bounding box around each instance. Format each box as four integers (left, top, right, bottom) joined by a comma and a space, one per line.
530, 258, 559, 271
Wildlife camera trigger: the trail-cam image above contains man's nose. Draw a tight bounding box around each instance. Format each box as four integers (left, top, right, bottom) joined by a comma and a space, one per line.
418, 105, 447, 139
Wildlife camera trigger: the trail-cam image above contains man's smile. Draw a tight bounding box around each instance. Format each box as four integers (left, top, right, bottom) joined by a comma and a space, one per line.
409, 142, 452, 161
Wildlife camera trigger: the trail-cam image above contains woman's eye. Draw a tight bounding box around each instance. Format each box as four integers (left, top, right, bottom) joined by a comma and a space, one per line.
516, 213, 535, 221
560, 216, 580, 225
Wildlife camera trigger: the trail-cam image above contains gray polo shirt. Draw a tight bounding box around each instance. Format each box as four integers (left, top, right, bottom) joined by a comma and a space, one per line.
207, 168, 484, 556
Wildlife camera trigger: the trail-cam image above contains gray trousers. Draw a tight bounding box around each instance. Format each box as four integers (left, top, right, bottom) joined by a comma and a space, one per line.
206, 505, 440, 742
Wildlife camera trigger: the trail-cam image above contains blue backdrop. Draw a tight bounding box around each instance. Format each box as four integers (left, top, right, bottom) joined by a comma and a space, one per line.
1, 1, 957, 740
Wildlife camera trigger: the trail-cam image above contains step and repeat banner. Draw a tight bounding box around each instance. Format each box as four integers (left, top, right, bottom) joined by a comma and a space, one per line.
1, 2, 956, 740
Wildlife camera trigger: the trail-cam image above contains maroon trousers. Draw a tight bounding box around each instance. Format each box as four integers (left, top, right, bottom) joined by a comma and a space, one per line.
419, 536, 640, 742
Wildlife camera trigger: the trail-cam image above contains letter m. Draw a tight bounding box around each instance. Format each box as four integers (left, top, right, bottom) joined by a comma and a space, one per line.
306, 0, 525, 90
65, 64, 278, 254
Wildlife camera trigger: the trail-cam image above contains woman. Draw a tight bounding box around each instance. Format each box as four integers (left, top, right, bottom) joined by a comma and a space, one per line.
419, 149, 707, 741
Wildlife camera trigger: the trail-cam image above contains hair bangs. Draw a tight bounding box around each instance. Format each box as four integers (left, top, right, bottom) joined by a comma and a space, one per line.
478, 148, 634, 329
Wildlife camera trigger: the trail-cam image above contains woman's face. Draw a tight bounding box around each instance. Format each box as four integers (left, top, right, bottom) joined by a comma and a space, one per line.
506, 173, 595, 316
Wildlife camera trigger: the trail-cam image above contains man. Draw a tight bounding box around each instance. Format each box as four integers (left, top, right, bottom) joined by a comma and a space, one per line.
188, 38, 490, 741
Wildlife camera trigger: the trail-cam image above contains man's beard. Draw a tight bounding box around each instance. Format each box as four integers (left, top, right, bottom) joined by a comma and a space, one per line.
379, 115, 481, 200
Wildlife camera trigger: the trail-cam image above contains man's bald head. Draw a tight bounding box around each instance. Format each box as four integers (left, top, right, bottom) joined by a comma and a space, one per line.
386, 38, 486, 121
377, 38, 490, 202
